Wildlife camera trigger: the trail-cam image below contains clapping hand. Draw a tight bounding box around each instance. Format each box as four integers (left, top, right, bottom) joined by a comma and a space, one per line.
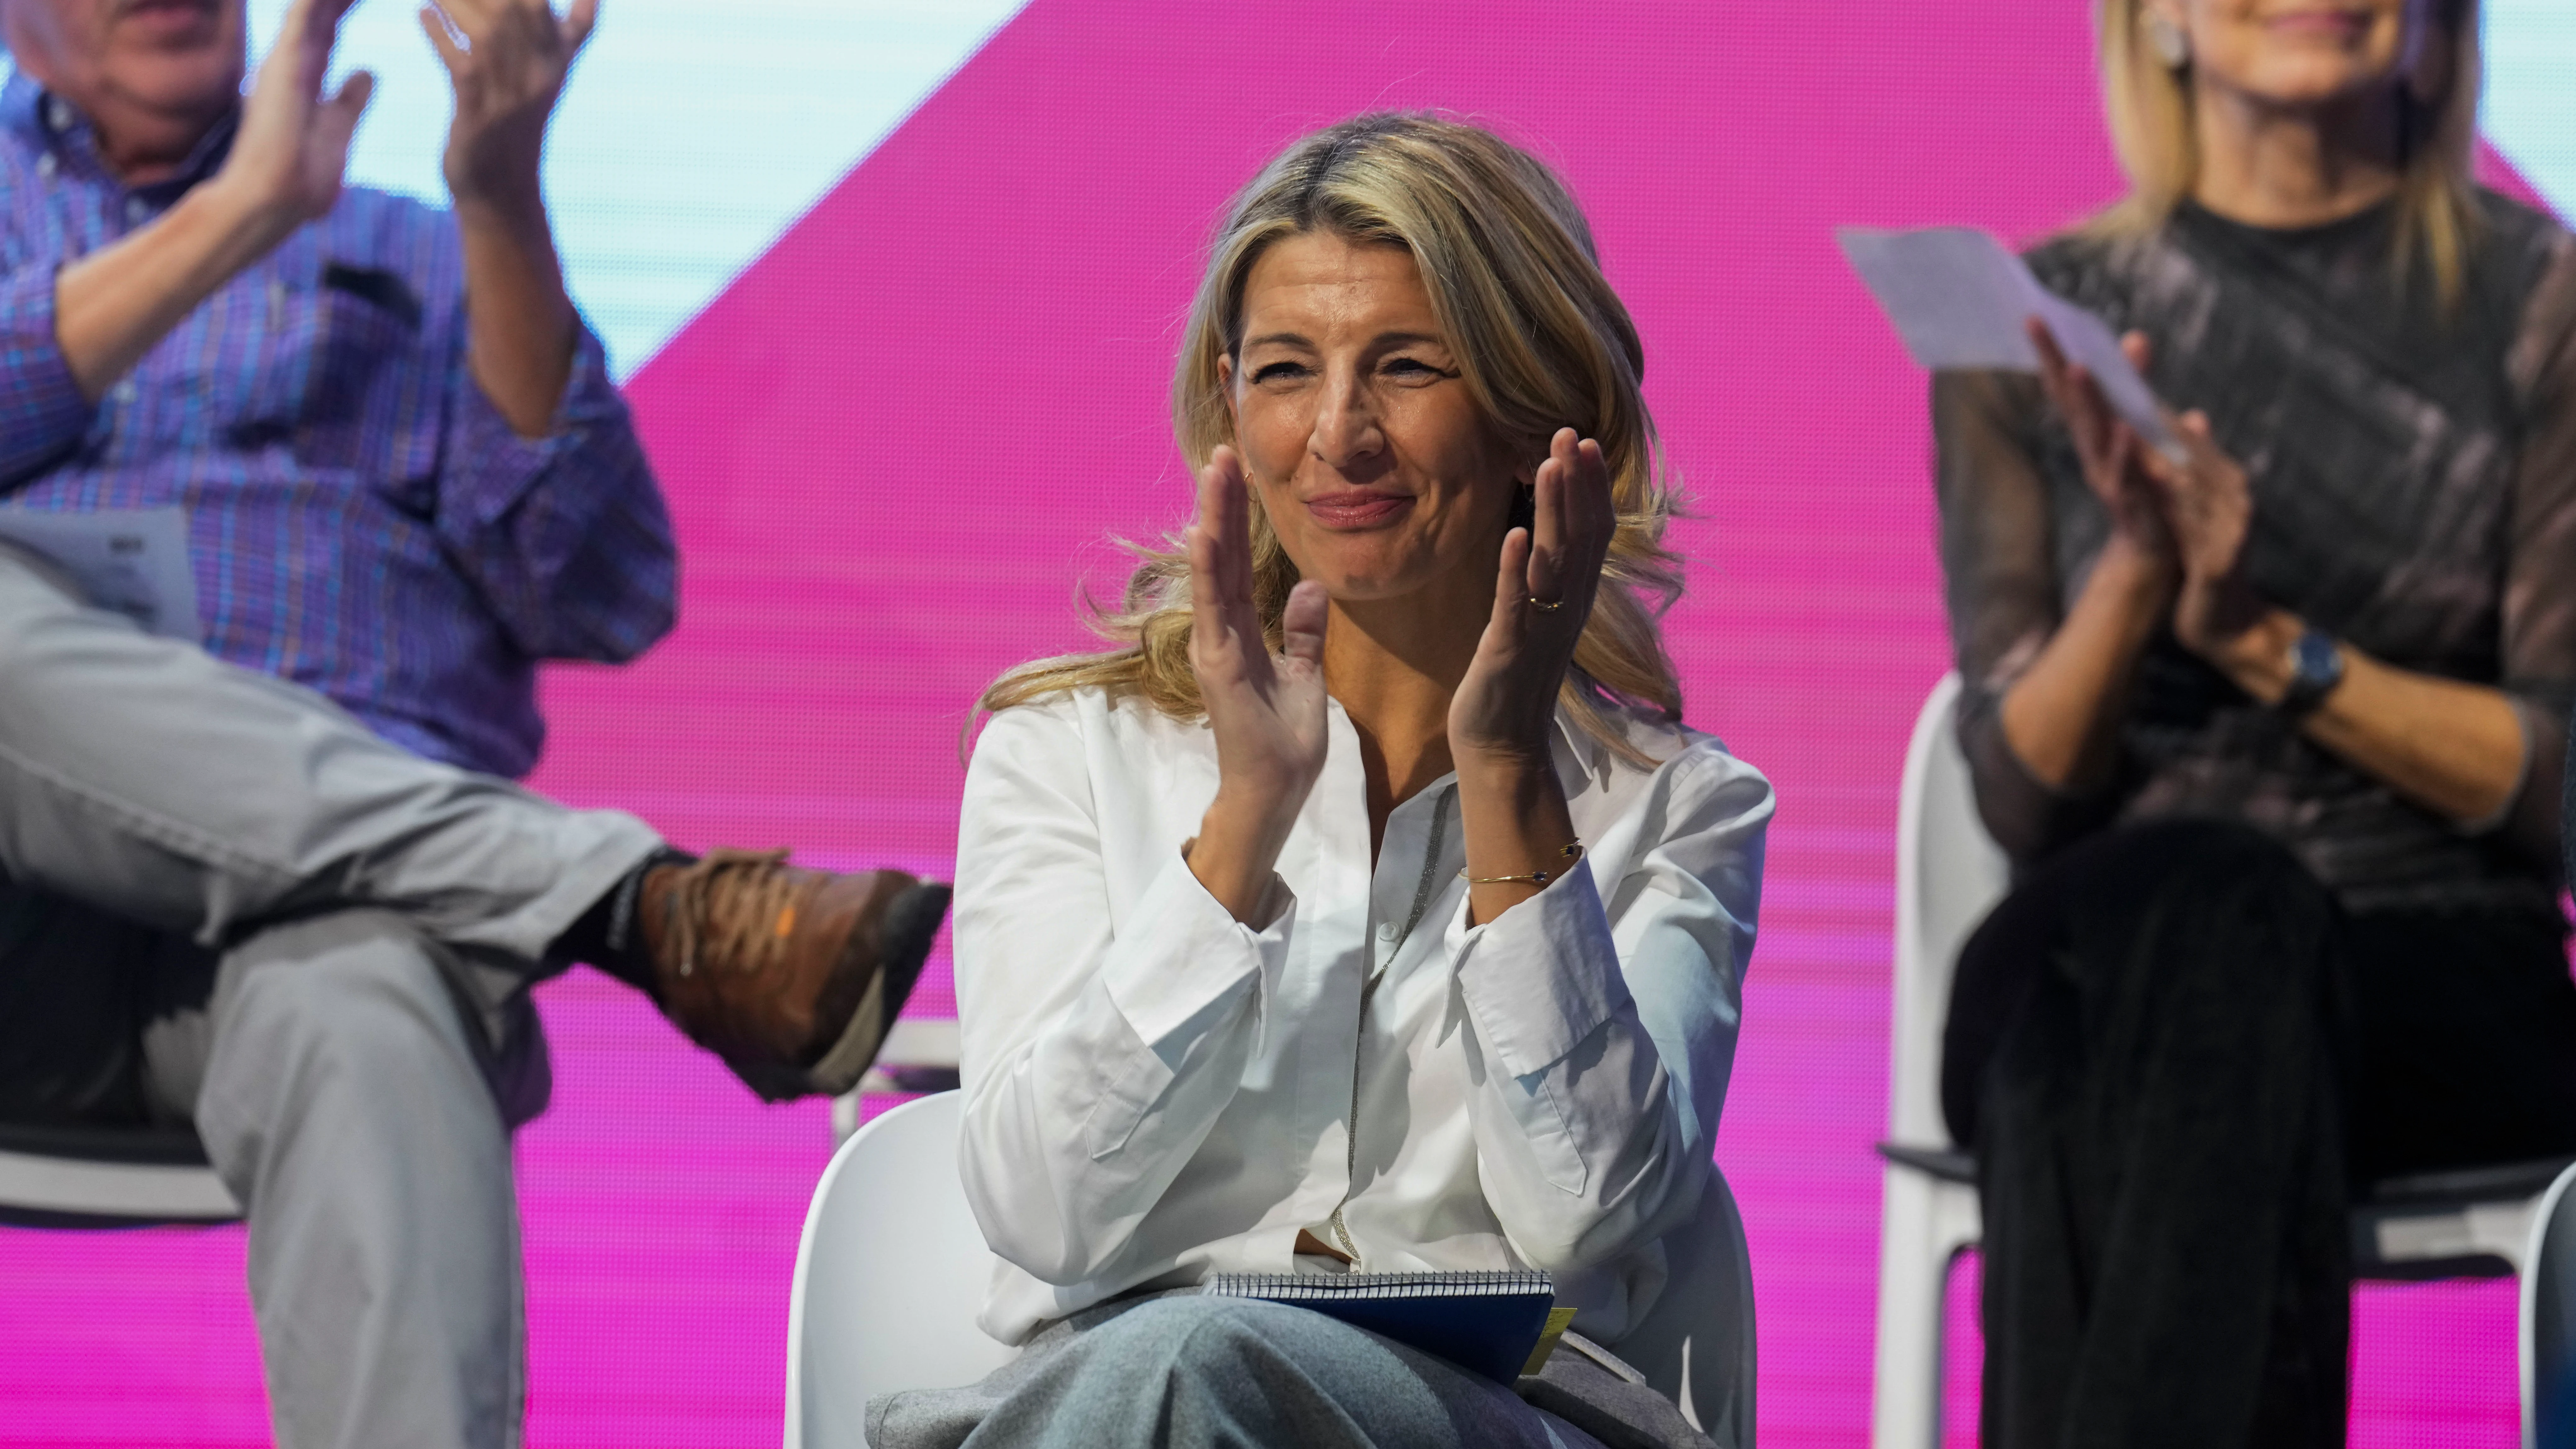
1448, 428, 1616, 767
421, 0, 598, 214
2028, 320, 2176, 575
210, 0, 372, 246
1185, 448, 1330, 920
2139, 411, 2264, 656
2030, 318, 2263, 660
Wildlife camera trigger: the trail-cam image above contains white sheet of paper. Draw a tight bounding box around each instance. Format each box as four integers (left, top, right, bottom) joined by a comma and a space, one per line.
1837, 225, 2180, 457
0, 508, 202, 640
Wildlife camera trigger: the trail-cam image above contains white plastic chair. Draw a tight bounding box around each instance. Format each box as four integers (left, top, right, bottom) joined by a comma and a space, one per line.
786, 1091, 1760, 1449
785, 1092, 1013, 1449
0, 1122, 238, 1227
1870, 671, 2005, 1449
1871, 672, 2576, 1448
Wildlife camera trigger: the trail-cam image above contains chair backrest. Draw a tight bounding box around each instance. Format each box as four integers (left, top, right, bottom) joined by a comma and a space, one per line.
1891, 673, 2012, 1150
783, 1092, 1014, 1449
2524, 1160, 2576, 1446
784, 1093, 1762, 1448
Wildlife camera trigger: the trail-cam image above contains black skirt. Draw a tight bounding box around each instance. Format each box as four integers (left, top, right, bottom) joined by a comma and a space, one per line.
1941, 817, 2576, 1449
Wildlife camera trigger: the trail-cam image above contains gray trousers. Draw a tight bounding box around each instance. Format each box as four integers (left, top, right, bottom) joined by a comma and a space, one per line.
871, 1296, 1603, 1449
0, 546, 665, 1448
870, 1294, 1719, 1449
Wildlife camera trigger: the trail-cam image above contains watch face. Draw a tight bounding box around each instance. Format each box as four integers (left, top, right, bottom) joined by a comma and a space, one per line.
2283, 630, 2345, 713
2292, 632, 2339, 683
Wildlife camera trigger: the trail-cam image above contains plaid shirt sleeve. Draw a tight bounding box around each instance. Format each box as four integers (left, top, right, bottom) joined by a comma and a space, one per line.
436, 314, 678, 663
0, 261, 97, 489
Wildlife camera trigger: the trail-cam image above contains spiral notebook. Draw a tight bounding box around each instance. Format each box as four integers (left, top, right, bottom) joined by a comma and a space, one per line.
1202, 1270, 1578, 1383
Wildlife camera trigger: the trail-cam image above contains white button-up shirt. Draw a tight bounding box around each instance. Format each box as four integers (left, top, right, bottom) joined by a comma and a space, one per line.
954, 687, 1771, 1346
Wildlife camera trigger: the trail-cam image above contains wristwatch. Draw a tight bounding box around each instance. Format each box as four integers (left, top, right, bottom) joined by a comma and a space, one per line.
2275, 628, 2346, 718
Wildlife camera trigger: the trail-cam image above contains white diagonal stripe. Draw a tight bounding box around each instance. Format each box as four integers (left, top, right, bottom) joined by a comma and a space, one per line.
247, 0, 1031, 377
2486, 0, 2576, 218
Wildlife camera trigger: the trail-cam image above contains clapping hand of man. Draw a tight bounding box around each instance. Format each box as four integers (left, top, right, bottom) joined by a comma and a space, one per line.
421, 0, 600, 436
55, 0, 371, 399
54, 0, 596, 434
213, 0, 373, 246
422, 0, 593, 222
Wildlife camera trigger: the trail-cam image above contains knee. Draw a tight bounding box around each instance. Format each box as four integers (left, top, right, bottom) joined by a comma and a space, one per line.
2029, 818, 2335, 943
2055, 820, 2344, 1004
203, 911, 483, 1119
2141, 823, 2341, 962
2075, 817, 2320, 896
1094, 1297, 1275, 1361
1971, 818, 2341, 1011
1081, 1297, 1325, 1393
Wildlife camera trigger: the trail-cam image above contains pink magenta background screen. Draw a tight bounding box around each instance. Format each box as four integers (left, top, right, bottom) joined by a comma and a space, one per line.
0, 2, 2556, 1444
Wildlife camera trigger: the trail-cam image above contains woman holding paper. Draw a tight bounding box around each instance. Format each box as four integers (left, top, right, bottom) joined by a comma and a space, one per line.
1935, 0, 2576, 1443
874, 115, 1768, 1449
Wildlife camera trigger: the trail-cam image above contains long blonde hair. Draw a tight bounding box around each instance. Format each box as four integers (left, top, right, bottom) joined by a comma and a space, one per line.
980, 113, 1687, 764
2093, 0, 2484, 304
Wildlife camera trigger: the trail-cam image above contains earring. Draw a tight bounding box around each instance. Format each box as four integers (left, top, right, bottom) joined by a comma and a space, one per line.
2143, 10, 2190, 69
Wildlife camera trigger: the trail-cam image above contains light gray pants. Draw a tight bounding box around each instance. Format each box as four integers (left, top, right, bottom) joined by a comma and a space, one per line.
871, 1296, 1604, 1449
870, 1293, 1717, 1449
0, 546, 665, 1448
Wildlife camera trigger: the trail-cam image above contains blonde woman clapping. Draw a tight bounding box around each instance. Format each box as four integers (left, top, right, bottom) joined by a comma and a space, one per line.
874, 116, 1771, 1449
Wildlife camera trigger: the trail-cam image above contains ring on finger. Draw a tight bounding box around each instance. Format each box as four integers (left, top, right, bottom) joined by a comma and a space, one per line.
1528, 597, 1564, 613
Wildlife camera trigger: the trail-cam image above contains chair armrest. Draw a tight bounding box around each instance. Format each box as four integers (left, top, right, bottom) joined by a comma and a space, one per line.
1877, 1142, 1977, 1185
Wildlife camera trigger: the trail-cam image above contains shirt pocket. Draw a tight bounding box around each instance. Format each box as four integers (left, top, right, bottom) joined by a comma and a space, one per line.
221, 268, 435, 503
297, 267, 434, 492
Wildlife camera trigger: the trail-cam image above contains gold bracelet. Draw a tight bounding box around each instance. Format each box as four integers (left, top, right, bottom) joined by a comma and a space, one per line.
1461, 842, 1584, 888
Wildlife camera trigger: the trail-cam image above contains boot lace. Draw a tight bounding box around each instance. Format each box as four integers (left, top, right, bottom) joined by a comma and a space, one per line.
667, 848, 802, 979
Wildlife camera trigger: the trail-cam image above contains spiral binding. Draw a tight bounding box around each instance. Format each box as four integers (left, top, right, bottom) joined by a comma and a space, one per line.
1203, 1269, 1552, 1301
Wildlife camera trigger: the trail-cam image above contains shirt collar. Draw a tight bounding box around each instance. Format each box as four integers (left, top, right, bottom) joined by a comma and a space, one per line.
0, 71, 48, 150
2, 67, 240, 195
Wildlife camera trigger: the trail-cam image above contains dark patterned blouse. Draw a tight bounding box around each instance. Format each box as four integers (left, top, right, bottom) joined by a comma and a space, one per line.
1934, 191, 2576, 914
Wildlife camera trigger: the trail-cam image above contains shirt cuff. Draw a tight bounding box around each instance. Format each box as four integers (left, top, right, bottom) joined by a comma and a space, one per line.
0, 263, 98, 477
1098, 848, 1296, 1054
2456, 692, 2540, 837
442, 321, 623, 530
1957, 666, 2118, 855
1448, 858, 1631, 1079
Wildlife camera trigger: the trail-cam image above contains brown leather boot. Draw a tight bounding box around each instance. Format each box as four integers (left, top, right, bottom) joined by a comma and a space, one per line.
637, 849, 950, 1101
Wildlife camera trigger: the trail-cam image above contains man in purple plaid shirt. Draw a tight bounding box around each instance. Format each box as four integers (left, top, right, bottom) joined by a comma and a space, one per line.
0, 2, 670, 776
0, 1, 947, 1444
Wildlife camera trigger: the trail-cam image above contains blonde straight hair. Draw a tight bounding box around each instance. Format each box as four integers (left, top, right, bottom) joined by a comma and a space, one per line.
980, 113, 1687, 764
2094, 0, 2484, 305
